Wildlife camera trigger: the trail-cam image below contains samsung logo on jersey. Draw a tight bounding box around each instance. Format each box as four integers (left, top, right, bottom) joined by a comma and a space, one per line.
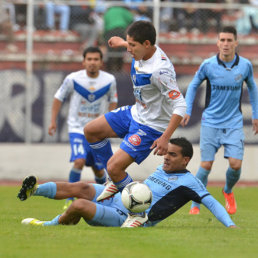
212, 85, 241, 91
148, 176, 171, 190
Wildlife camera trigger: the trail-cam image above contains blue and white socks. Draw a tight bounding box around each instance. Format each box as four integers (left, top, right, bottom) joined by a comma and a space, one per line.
89, 139, 113, 169
114, 173, 133, 192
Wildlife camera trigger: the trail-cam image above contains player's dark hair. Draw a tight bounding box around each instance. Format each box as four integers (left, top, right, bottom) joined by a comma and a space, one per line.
219, 26, 237, 40
127, 21, 156, 45
170, 137, 193, 159
83, 46, 103, 59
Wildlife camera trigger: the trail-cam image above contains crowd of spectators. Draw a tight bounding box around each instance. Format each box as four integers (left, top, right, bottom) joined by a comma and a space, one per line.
1, 0, 258, 55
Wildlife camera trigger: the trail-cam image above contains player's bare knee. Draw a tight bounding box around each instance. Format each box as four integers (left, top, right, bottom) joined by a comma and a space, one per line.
230, 163, 241, 171
201, 161, 213, 171
84, 123, 93, 141
73, 159, 85, 169
106, 158, 121, 177
79, 182, 92, 192
71, 199, 88, 212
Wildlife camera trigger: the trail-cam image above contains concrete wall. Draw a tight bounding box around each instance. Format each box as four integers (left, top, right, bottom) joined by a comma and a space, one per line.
1, 144, 258, 182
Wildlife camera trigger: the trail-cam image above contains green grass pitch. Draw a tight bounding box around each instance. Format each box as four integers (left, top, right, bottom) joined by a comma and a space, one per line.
1, 185, 258, 258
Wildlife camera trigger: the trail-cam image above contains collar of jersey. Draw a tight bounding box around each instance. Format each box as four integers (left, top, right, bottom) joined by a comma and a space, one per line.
216, 53, 239, 69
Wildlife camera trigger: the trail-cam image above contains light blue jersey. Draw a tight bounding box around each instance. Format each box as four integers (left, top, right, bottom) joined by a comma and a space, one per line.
185, 54, 258, 128
143, 165, 235, 227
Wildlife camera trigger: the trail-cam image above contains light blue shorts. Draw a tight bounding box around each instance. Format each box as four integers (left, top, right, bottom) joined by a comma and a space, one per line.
200, 126, 244, 161
105, 106, 162, 164
69, 133, 104, 170
86, 184, 128, 227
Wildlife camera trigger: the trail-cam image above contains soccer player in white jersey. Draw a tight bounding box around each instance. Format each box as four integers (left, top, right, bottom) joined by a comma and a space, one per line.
181, 26, 258, 215
18, 138, 236, 229
83, 21, 187, 227
48, 47, 117, 209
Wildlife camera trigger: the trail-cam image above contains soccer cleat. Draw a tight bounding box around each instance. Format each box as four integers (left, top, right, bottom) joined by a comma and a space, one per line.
63, 199, 74, 210
121, 212, 148, 228
17, 175, 38, 201
189, 206, 200, 215
222, 189, 237, 214
21, 218, 46, 226
96, 181, 119, 202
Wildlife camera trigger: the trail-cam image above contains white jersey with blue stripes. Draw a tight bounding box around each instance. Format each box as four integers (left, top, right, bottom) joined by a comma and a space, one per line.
130, 46, 186, 132
55, 70, 117, 134
185, 54, 258, 128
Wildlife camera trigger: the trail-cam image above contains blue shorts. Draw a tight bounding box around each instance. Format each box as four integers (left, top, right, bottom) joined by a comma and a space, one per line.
105, 106, 162, 164
200, 126, 244, 161
86, 184, 128, 227
69, 133, 104, 170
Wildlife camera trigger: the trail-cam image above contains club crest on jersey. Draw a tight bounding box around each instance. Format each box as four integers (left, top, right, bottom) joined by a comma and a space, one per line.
128, 135, 141, 146
168, 90, 180, 99
88, 94, 96, 102
235, 74, 242, 82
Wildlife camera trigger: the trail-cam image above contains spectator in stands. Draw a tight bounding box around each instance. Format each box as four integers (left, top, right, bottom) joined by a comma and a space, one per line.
174, 0, 200, 34
34, 3, 48, 30
45, 1, 70, 33
103, 4, 134, 71
70, 1, 104, 49
124, 0, 152, 22
196, 0, 224, 34
160, 0, 173, 33
236, 0, 258, 35
0, 0, 18, 52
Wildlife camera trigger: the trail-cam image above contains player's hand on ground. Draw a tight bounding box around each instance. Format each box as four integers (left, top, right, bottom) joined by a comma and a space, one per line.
180, 114, 191, 127
108, 37, 127, 48
252, 119, 258, 135
48, 122, 57, 136
150, 137, 169, 156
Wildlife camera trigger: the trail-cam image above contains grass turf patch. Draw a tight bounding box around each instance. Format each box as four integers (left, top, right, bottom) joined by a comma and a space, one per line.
0, 186, 258, 258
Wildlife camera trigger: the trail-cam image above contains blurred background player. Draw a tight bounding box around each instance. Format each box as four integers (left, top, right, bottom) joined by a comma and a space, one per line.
18, 137, 236, 229
0, 0, 17, 52
181, 26, 258, 215
48, 46, 117, 209
84, 21, 186, 226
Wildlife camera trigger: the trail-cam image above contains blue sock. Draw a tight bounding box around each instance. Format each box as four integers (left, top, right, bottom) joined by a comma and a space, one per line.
89, 139, 113, 169
69, 168, 82, 183
34, 182, 57, 199
191, 167, 210, 209
95, 173, 107, 185
43, 215, 61, 226
224, 167, 241, 193
114, 173, 133, 192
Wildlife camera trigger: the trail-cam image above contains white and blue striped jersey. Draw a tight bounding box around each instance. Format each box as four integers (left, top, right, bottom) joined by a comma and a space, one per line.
130, 46, 186, 132
55, 70, 117, 134
144, 165, 235, 227
185, 54, 258, 128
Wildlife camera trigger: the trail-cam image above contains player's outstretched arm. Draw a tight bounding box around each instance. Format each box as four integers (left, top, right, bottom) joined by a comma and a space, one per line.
108, 36, 128, 49
151, 114, 183, 156
48, 98, 62, 136
201, 195, 236, 228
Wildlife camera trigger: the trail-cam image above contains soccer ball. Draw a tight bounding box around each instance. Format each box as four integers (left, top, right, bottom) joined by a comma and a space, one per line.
121, 182, 152, 213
